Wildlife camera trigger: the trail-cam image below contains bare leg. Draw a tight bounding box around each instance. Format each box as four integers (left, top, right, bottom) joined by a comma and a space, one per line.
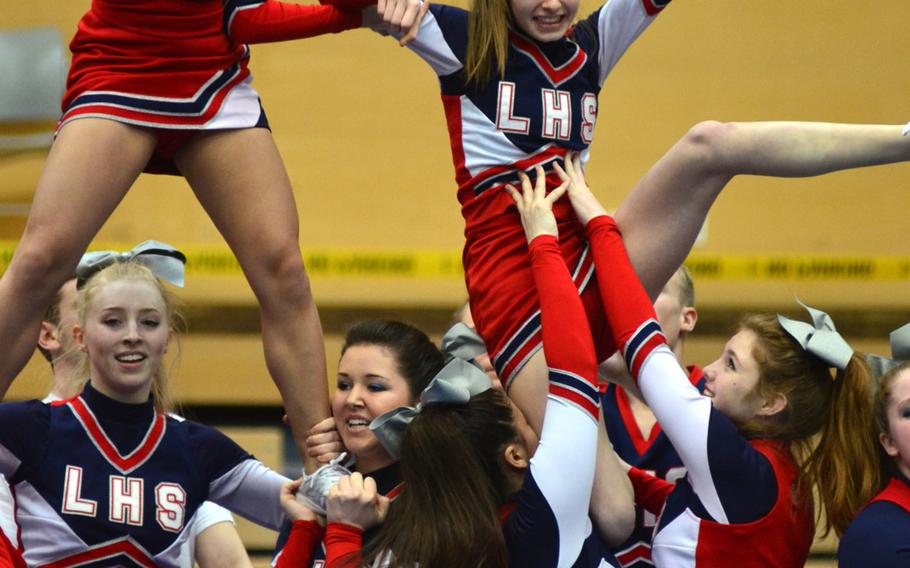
0, 120, 155, 393
174, 128, 327, 467
615, 121, 910, 299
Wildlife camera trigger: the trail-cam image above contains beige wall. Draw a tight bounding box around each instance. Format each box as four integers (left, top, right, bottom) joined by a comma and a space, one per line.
2, 0, 909, 308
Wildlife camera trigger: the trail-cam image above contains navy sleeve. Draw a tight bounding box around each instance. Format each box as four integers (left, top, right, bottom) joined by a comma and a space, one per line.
838, 501, 910, 566
183, 420, 252, 482
703, 409, 777, 523
0, 401, 50, 479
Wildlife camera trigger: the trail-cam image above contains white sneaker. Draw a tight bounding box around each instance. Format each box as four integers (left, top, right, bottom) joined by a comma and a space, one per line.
295, 452, 352, 515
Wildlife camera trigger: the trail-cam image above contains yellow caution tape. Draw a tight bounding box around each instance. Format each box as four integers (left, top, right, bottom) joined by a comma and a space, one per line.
0, 240, 906, 281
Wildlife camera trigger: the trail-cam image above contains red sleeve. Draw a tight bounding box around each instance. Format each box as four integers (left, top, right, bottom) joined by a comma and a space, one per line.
229, 1, 362, 44
274, 520, 325, 568
627, 466, 674, 515
585, 215, 667, 385
319, 0, 377, 9
528, 235, 599, 417
325, 523, 365, 568
0, 530, 24, 568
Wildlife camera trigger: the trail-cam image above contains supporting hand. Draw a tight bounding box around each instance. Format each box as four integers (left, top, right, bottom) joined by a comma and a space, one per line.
327, 473, 390, 531
280, 478, 323, 524
375, 0, 429, 45
307, 417, 345, 464
553, 152, 608, 226
505, 166, 569, 243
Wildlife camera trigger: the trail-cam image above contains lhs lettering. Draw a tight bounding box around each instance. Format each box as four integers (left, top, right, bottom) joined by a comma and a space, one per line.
496, 82, 597, 144
62, 465, 186, 532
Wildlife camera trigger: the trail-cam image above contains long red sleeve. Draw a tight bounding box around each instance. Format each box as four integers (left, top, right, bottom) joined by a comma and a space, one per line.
0, 529, 24, 568
627, 466, 674, 515
229, 1, 362, 44
274, 520, 325, 568
325, 523, 365, 568
319, 0, 377, 9
528, 235, 599, 419
585, 215, 667, 384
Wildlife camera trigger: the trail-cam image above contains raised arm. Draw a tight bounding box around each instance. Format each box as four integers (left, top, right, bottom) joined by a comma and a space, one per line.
575, 0, 671, 86
502, 170, 602, 567
561, 154, 778, 525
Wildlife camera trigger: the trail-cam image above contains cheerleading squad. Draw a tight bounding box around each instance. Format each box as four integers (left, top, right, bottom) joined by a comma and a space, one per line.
0, 0, 908, 565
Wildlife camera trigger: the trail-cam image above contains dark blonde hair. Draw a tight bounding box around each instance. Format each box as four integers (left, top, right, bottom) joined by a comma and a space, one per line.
361, 389, 517, 567
465, 0, 512, 86
76, 261, 183, 414
738, 314, 879, 537
873, 361, 910, 480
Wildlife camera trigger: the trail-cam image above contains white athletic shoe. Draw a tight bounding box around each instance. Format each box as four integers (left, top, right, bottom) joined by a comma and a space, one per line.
295, 452, 352, 515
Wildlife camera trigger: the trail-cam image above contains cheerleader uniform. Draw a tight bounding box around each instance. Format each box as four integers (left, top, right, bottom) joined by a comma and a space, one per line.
60, 0, 362, 174
602, 367, 704, 568
322, 233, 619, 567
838, 473, 910, 566
0, 384, 289, 567
375, 0, 671, 386
584, 214, 814, 567
0, 393, 238, 565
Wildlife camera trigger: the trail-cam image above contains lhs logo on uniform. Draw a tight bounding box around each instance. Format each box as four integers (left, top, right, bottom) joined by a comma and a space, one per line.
62, 466, 187, 532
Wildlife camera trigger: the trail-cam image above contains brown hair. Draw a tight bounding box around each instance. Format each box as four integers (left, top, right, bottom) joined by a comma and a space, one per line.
361, 389, 517, 567
465, 0, 512, 86
76, 261, 183, 414
341, 320, 444, 401
737, 314, 879, 537
873, 361, 910, 480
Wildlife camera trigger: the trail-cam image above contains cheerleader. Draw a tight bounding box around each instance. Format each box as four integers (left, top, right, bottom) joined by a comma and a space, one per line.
555, 153, 879, 566
361, 0, 910, 456
0, 0, 420, 460
273, 320, 444, 567
0, 256, 293, 566
838, 361, 910, 565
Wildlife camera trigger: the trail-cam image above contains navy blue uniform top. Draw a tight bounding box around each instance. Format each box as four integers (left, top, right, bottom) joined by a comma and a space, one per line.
839, 473, 910, 567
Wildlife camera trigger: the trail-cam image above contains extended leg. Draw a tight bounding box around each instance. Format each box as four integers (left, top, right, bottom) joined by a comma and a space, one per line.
615, 121, 910, 298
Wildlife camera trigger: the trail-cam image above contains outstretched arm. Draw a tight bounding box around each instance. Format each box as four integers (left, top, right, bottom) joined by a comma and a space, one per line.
227, 0, 363, 44
564, 153, 779, 525
576, 0, 671, 87
503, 171, 606, 567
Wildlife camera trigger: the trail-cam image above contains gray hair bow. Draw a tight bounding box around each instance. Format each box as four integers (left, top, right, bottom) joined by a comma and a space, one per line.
370, 357, 492, 459
440, 322, 488, 363
865, 322, 910, 378
777, 301, 853, 371
76, 240, 187, 289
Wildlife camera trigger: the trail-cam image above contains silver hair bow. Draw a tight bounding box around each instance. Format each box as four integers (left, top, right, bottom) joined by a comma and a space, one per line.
76, 240, 187, 289
440, 322, 488, 363
865, 322, 910, 378
370, 357, 493, 460
777, 301, 853, 371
